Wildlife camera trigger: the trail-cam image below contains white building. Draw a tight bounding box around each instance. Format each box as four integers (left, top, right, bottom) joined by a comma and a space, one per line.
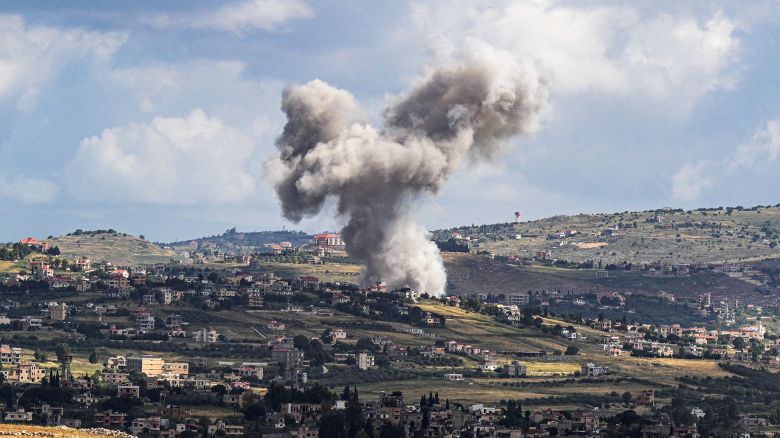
193, 328, 219, 343
331, 328, 347, 340
581, 362, 609, 376
356, 352, 374, 371
0, 345, 21, 365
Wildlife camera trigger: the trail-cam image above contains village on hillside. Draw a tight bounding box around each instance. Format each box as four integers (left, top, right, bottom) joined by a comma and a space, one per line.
0, 228, 779, 437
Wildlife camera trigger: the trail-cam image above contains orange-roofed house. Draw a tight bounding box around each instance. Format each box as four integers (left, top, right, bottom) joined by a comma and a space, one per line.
108, 270, 130, 289
19, 237, 49, 252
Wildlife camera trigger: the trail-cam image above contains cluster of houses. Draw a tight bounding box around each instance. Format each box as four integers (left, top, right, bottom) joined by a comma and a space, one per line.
2, 234, 779, 436
596, 319, 778, 363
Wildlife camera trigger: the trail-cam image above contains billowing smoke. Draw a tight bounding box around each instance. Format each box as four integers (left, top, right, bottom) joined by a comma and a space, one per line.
266, 53, 547, 296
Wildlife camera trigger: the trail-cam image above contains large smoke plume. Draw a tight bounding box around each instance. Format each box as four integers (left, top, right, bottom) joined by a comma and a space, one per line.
266, 53, 547, 296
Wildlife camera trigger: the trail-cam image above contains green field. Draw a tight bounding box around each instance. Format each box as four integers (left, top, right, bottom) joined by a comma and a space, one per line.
0, 260, 25, 273
248, 262, 362, 283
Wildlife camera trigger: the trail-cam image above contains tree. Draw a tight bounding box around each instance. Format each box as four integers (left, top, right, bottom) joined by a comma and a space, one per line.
243, 399, 267, 421
564, 346, 579, 356
378, 423, 405, 438
54, 344, 70, 359
211, 384, 227, 396
88, 351, 98, 364
305, 340, 330, 366
340, 387, 364, 438
500, 400, 525, 428
319, 411, 347, 438
622, 391, 632, 405
294, 335, 310, 350
667, 397, 693, 425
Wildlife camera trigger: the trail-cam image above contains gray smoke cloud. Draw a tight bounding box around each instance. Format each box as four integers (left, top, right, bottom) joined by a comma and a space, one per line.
265, 54, 547, 296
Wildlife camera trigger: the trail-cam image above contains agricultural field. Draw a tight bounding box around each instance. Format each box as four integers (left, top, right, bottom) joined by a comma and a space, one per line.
48, 233, 177, 265
414, 303, 575, 353
0, 260, 24, 274
249, 261, 361, 283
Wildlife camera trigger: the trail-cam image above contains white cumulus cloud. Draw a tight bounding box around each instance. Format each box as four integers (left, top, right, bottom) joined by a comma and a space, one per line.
409, 1, 740, 108
109, 60, 283, 126
671, 160, 713, 202
0, 173, 58, 204
65, 109, 260, 204
202, 0, 313, 32
0, 14, 125, 112
729, 119, 780, 170
149, 0, 313, 33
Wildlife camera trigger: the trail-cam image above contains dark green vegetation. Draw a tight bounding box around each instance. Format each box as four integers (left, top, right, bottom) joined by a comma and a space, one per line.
167, 228, 313, 254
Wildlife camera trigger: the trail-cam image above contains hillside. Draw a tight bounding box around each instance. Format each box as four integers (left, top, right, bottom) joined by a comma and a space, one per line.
49, 232, 177, 265
41, 286, 728, 407
436, 204, 780, 265
167, 228, 314, 254
442, 252, 771, 306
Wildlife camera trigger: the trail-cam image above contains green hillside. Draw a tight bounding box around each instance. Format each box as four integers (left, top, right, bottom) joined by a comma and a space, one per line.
443, 252, 761, 300
437, 204, 780, 265
40, 288, 729, 408
167, 228, 314, 254
49, 232, 177, 265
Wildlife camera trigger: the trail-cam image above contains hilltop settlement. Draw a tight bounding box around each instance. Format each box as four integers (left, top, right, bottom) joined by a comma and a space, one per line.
1, 207, 780, 437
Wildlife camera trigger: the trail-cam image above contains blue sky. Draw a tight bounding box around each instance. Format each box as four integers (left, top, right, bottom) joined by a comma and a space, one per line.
0, 0, 779, 242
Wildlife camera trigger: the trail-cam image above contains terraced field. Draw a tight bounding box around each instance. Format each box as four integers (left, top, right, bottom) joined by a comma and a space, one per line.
48, 233, 176, 265
351, 302, 734, 408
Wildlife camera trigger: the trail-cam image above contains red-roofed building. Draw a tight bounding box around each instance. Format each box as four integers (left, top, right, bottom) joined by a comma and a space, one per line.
28, 260, 53, 279
19, 237, 49, 252
331, 292, 350, 306
108, 270, 130, 289
73, 257, 91, 271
